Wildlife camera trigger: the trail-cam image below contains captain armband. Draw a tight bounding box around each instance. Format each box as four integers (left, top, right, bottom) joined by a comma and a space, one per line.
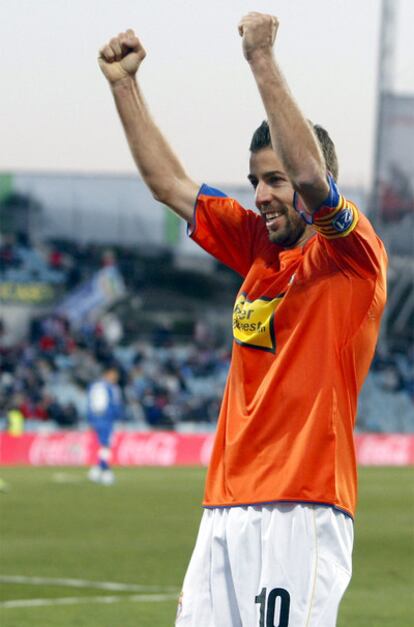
293, 174, 359, 239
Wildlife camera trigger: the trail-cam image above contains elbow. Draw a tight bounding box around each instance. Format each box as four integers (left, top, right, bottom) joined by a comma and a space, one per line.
292, 164, 330, 208
149, 176, 192, 209
151, 187, 168, 204
294, 176, 330, 198
143, 177, 173, 206
291, 168, 330, 213
292, 161, 328, 194
151, 183, 180, 207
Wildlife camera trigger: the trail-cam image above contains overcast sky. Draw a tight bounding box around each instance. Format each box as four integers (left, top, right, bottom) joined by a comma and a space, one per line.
1, 0, 413, 187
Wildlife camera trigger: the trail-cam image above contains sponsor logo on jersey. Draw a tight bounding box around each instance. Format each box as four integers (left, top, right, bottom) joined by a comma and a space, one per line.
233, 292, 284, 352
332, 206, 354, 233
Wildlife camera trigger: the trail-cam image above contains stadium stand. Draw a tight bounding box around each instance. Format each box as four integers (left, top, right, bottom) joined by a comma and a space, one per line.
1, 239, 413, 434
0, 181, 413, 435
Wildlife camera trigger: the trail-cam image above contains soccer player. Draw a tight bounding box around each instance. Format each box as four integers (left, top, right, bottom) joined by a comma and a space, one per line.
98, 13, 387, 626
87, 363, 122, 485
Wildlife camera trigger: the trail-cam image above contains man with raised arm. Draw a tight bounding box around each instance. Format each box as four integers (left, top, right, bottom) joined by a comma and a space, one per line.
99, 13, 386, 626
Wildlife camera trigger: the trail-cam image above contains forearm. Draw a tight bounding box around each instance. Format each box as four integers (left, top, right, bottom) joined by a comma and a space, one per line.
249, 52, 329, 208
111, 77, 197, 220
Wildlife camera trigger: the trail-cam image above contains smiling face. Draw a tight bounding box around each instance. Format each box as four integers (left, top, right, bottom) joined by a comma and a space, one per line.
248, 148, 314, 248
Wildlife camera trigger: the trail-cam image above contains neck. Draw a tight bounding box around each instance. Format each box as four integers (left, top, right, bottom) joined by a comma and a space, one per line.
284, 225, 316, 250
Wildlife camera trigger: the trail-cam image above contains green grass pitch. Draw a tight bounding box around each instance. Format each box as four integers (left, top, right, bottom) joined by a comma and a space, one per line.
0, 466, 412, 627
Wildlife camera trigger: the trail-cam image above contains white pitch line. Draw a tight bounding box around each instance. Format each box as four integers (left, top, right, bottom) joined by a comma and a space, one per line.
0, 575, 178, 593
52, 472, 85, 484
0, 593, 178, 609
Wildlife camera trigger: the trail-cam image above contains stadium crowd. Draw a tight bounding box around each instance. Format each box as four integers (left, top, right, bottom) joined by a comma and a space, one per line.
0, 231, 116, 290
0, 307, 413, 433
0, 311, 230, 432
1, 235, 413, 433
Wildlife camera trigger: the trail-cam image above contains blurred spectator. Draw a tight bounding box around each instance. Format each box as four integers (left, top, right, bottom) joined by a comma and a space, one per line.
100, 313, 123, 346
48, 246, 64, 271
7, 409, 24, 436
0, 230, 411, 437
0, 234, 20, 270
152, 322, 173, 348
0, 318, 14, 349
101, 248, 116, 267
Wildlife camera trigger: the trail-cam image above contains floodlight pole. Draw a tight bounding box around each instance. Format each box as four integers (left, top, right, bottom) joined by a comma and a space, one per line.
371, 0, 398, 231
371, 0, 398, 353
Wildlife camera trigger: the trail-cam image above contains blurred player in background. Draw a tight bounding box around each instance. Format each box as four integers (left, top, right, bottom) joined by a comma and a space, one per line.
99, 12, 387, 626
87, 363, 122, 485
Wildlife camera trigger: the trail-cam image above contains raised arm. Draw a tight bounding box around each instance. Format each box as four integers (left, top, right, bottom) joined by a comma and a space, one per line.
239, 13, 330, 212
98, 29, 199, 222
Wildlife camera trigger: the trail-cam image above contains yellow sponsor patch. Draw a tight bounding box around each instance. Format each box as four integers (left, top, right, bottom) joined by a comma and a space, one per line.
233, 293, 284, 352
0, 282, 55, 304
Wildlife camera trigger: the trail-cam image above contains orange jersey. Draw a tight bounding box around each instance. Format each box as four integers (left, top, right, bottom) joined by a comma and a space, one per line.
190, 183, 387, 518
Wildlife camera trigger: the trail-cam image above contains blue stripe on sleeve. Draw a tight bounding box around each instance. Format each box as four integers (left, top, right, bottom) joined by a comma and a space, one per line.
199, 183, 227, 198
187, 183, 228, 237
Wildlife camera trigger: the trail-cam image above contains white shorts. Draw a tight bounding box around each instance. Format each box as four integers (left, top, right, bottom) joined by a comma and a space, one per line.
176, 503, 353, 627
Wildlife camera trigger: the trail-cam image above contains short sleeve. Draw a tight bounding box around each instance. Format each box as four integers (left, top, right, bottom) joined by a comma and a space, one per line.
295, 176, 387, 278
188, 184, 268, 277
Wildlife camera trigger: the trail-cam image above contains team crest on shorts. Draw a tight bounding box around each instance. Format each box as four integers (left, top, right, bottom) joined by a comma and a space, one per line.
176, 590, 184, 619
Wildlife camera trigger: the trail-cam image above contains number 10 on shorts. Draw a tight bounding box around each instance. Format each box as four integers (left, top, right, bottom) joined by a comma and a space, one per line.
255, 587, 290, 627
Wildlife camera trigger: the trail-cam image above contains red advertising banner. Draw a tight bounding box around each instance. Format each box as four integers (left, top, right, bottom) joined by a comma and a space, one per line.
0, 432, 413, 467
355, 433, 414, 466
0, 432, 216, 467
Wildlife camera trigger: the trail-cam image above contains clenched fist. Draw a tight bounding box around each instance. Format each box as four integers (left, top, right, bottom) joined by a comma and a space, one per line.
238, 12, 278, 61
98, 29, 146, 84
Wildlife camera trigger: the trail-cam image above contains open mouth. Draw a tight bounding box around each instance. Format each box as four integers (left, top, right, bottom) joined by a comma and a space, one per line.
263, 211, 285, 230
